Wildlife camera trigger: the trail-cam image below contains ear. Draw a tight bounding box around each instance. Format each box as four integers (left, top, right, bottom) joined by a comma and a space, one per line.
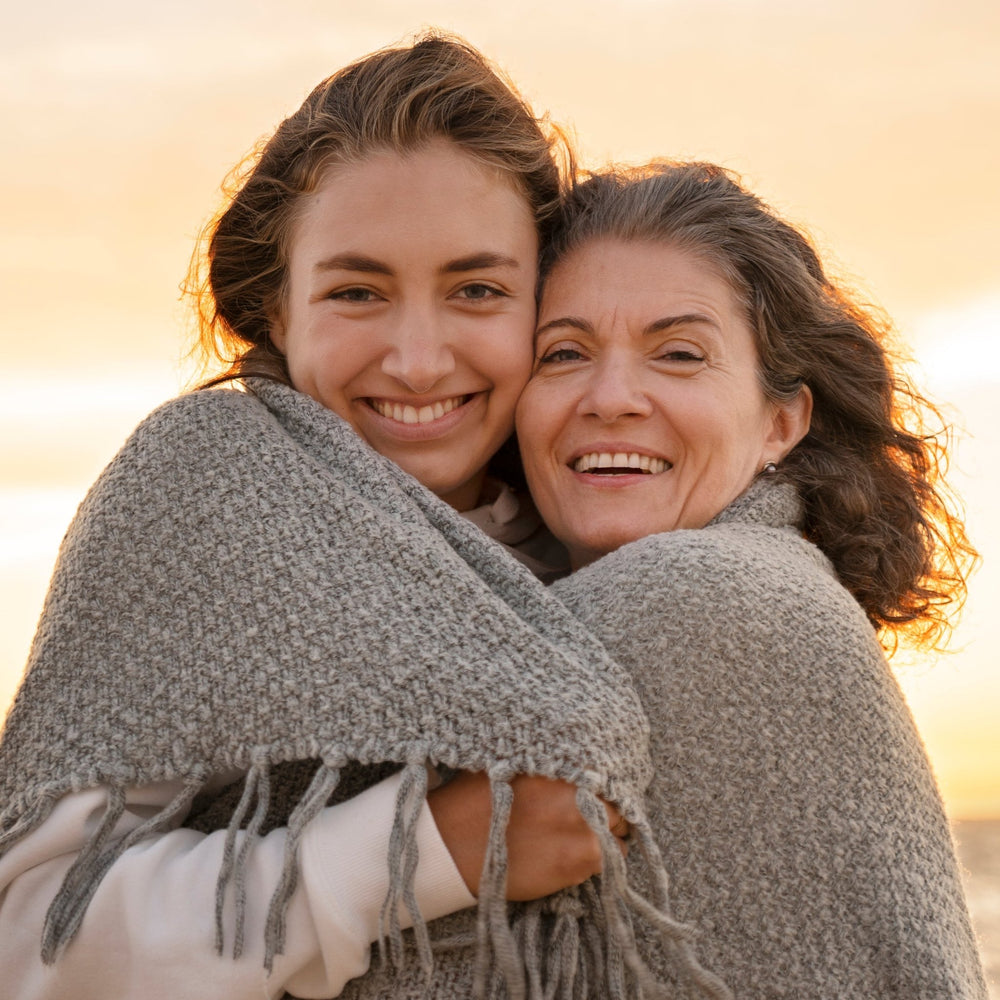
765, 384, 813, 462
268, 313, 286, 354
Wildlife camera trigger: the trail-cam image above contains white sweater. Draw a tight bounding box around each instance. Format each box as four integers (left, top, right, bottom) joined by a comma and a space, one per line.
0, 771, 474, 999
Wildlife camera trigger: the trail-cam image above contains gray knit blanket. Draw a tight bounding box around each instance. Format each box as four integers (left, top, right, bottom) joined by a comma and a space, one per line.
551, 484, 988, 998
0, 380, 729, 999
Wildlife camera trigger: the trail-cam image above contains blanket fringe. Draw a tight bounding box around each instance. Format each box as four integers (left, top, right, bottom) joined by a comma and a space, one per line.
407, 780, 729, 1000
263, 759, 341, 972
576, 788, 732, 1000
25, 764, 729, 996
0, 789, 61, 854
379, 762, 433, 974
41, 777, 202, 964
215, 758, 272, 958
540, 889, 584, 1000
517, 900, 544, 997
578, 881, 608, 999
474, 773, 525, 999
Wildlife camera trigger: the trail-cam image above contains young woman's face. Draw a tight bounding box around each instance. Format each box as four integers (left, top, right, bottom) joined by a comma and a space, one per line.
516, 238, 810, 568
272, 140, 538, 511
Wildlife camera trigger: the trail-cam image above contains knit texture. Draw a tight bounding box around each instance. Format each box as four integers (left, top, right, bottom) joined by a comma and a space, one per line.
550, 483, 989, 999
0, 380, 728, 999
321, 483, 987, 999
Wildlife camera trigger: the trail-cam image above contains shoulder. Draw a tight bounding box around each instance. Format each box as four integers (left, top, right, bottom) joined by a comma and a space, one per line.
127, 386, 271, 454
94, 385, 293, 490
552, 500, 878, 673
55, 387, 282, 551
557, 514, 846, 614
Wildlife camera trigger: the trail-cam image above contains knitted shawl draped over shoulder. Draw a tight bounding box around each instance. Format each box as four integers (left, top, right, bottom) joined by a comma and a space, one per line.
0, 381, 728, 999
551, 485, 988, 999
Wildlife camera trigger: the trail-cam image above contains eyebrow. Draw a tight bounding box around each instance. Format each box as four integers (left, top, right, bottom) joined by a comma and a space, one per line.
646, 313, 720, 334
536, 312, 719, 339
535, 316, 594, 338
313, 251, 521, 277
313, 254, 391, 276
443, 252, 521, 274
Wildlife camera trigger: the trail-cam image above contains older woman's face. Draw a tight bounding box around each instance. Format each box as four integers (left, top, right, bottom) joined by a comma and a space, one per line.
516, 238, 809, 568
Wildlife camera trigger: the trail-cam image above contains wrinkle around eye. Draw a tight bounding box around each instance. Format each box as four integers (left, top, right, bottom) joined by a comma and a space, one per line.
536, 345, 588, 366
659, 351, 705, 363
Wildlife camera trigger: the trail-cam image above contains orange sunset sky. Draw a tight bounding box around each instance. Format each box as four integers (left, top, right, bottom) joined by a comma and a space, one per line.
1, 0, 998, 818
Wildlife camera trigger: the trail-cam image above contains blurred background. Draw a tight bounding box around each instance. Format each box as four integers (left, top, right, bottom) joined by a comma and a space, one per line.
1, 0, 997, 991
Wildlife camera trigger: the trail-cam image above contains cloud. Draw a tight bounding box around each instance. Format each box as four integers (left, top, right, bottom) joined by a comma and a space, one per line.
909, 295, 1000, 391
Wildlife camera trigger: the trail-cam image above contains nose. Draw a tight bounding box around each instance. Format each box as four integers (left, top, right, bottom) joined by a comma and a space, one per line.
380, 307, 456, 393
578, 355, 653, 422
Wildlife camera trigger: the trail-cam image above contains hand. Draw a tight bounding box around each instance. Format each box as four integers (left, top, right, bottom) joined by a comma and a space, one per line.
427, 771, 629, 901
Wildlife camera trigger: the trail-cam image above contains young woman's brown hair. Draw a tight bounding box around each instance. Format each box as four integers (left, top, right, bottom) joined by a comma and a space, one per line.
189, 31, 569, 388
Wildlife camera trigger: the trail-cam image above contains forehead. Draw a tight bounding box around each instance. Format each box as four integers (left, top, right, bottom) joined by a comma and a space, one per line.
288, 141, 533, 253
541, 238, 742, 320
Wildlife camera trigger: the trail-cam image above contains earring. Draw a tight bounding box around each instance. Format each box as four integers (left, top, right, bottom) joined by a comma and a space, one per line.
761, 461, 778, 475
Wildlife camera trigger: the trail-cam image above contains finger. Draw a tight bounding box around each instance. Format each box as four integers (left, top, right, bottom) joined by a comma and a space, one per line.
603, 800, 631, 840
603, 798, 621, 829
610, 814, 631, 839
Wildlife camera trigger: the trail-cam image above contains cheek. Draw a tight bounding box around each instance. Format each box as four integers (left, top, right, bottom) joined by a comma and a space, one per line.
497, 321, 539, 385
514, 382, 551, 450
500, 349, 535, 395
515, 384, 568, 493
291, 342, 343, 394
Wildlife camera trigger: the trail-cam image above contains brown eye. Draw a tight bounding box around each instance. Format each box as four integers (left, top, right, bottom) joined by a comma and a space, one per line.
660, 349, 704, 362
329, 287, 380, 303
539, 347, 584, 364
455, 283, 505, 300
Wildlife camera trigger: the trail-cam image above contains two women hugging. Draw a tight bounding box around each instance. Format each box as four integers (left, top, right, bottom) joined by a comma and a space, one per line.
0, 32, 986, 1000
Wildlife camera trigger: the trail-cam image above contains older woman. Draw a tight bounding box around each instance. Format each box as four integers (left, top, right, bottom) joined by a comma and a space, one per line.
516, 161, 987, 997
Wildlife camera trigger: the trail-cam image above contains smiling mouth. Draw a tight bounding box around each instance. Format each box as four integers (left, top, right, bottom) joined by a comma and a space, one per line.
368, 395, 469, 425
573, 452, 670, 475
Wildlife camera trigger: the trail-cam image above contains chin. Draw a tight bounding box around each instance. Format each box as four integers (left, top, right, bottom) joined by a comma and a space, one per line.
568, 526, 647, 569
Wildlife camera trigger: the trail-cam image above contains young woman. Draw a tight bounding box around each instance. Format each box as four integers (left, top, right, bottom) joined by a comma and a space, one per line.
0, 35, 694, 1000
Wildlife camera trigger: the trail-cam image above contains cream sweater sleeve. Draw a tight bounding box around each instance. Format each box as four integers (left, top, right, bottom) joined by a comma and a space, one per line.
0, 770, 474, 1000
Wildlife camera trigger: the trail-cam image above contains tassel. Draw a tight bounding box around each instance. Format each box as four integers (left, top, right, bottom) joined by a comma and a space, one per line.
214, 759, 272, 958
577, 788, 733, 1000
264, 759, 341, 971
0, 790, 61, 853
379, 762, 432, 973
42, 777, 202, 964
41, 785, 127, 962
517, 902, 543, 998
578, 881, 607, 999
545, 891, 582, 1000
233, 760, 271, 958
215, 763, 259, 955
473, 773, 526, 1000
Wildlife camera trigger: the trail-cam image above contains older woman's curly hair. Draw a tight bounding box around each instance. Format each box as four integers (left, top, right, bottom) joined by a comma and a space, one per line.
544, 162, 977, 650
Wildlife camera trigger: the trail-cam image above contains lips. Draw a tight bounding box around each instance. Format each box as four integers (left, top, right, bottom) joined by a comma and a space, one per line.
572, 451, 670, 475
368, 395, 468, 425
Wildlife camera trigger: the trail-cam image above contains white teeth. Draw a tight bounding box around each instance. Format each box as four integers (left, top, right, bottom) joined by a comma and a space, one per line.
371, 396, 464, 424
573, 452, 668, 474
